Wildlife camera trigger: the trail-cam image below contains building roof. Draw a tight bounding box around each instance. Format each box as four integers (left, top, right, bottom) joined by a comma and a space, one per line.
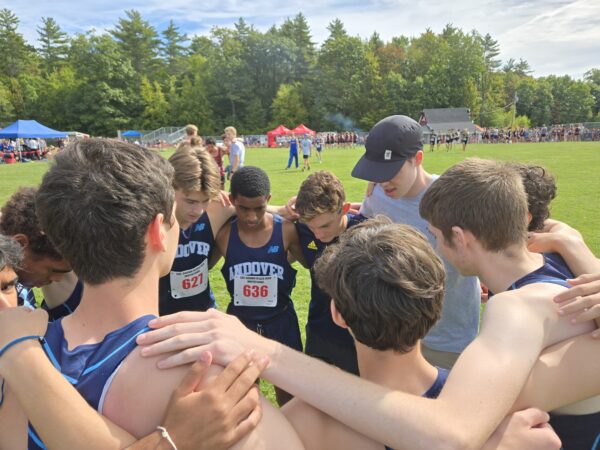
421, 108, 477, 134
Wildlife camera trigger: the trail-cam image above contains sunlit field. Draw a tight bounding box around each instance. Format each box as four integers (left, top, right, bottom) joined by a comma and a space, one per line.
2, 140, 599, 401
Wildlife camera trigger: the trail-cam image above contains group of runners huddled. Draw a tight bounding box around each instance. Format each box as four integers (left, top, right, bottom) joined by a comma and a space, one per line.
321, 131, 359, 147
1, 115, 600, 449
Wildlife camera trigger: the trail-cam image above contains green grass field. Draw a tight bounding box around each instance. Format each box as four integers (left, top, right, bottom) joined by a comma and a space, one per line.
1, 141, 599, 402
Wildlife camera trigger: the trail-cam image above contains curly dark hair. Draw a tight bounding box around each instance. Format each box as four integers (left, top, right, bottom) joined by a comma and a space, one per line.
509, 163, 557, 232
0, 187, 63, 260
0, 234, 23, 271
230, 166, 270, 199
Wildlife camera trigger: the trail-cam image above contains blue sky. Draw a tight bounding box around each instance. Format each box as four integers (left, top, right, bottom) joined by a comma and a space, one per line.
5, 0, 599, 78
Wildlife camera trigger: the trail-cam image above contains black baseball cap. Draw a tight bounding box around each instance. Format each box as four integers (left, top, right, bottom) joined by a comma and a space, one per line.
351, 115, 423, 182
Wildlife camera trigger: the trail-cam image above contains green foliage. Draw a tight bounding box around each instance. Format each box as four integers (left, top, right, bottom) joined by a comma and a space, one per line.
37, 17, 69, 74
0, 8, 597, 134
271, 82, 308, 127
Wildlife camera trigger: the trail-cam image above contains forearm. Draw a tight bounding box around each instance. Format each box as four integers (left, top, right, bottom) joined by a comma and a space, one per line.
554, 235, 600, 276
232, 155, 239, 172
262, 341, 465, 450
513, 333, 600, 412
125, 431, 172, 450
2, 342, 136, 450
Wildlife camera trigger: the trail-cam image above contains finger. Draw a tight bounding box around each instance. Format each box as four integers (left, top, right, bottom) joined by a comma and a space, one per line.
140, 333, 213, 357
230, 385, 260, 424
147, 310, 219, 328
224, 356, 269, 406
554, 283, 600, 303
515, 407, 550, 427
227, 391, 263, 447
569, 304, 600, 324
157, 346, 213, 369
557, 295, 591, 313
174, 352, 212, 396
558, 296, 599, 316
138, 320, 214, 345
567, 273, 600, 285
209, 350, 256, 394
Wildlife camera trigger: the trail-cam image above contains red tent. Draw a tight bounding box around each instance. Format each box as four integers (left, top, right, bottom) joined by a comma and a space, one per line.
291, 124, 315, 136
267, 125, 292, 148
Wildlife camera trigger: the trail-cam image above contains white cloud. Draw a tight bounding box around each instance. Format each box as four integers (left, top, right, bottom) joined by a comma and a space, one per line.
3, 0, 599, 78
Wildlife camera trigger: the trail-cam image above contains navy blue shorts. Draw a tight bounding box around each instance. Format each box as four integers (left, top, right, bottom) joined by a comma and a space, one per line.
305, 326, 358, 375
238, 304, 303, 352
550, 410, 600, 449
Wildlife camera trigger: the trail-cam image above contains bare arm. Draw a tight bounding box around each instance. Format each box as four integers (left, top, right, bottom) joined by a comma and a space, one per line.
137, 296, 550, 450
554, 273, 600, 330
0, 309, 265, 450
0, 308, 134, 450
105, 348, 303, 449
283, 221, 308, 269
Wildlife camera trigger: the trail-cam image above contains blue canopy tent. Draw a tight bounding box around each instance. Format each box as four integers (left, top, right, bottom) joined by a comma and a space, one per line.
122, 130, 142, 137
0, 120, 67, 139
0, 120, 67, 162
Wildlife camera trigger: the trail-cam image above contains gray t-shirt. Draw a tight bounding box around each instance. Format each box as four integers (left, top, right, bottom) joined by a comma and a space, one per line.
301, 138, 312, 156
360, 178, 480, 354
230, 140, 245, 168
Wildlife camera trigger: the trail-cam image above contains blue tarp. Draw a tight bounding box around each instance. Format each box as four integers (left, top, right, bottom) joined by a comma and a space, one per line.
122, 130, 142, 137
0, 120, 67, 139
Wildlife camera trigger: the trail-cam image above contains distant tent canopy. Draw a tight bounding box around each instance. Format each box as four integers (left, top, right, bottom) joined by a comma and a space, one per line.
266, 125, 291, 148
67, 131, 90, 139
419, 108, 477, 135
290, 124, 315, 136
0, 120, 67, 139
122, 130, 142, 137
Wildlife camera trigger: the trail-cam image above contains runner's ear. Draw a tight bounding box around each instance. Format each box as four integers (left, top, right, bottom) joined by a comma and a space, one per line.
330, 300, 348, 329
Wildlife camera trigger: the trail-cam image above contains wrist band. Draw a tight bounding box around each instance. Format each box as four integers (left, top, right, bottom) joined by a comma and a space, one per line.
156, 426, 178, 450
0, 335, 41, 359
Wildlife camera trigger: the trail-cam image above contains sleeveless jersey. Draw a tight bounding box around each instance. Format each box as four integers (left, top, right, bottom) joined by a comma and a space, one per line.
296, 213, 367, 344
508, 253, 573, 290
221, 214, 297, 321
41, 281, 83, 321
28, 315, 154, 450
18, 281, 83, 321
16, 283, 36, 309
385, 367, 449, 450
507, 254, 600, 449
159, 212, 216, 315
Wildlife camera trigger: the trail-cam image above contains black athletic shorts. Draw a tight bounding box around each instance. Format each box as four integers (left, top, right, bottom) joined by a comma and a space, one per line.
550, 410, 600, 449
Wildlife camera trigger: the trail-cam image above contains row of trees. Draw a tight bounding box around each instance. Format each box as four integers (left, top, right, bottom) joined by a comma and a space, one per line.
1, 8, 599, 136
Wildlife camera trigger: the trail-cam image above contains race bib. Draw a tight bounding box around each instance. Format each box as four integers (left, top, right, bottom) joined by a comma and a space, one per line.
234, 275, 278, 307
170, 259, 208, 299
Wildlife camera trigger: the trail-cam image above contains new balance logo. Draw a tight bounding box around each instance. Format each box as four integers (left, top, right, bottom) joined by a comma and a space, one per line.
195, 223, 205, 232
307, 241, 317, 250
267, 245, 279, 254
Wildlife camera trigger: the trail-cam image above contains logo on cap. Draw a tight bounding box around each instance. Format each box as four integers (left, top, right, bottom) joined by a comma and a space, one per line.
384, 150, 392, 160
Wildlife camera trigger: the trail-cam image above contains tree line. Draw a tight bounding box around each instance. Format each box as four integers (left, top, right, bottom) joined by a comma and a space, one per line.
0, 8, 599, 136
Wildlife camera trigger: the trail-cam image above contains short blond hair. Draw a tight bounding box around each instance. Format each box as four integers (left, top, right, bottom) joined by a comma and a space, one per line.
176, 136, 203, 151
296, 171, 345, 221
168, 148, 221, 200
185, 124, 198, 136
224, 126, 237, 138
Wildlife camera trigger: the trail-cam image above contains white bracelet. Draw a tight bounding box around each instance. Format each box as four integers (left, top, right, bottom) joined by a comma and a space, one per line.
156, 426, 178, 450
